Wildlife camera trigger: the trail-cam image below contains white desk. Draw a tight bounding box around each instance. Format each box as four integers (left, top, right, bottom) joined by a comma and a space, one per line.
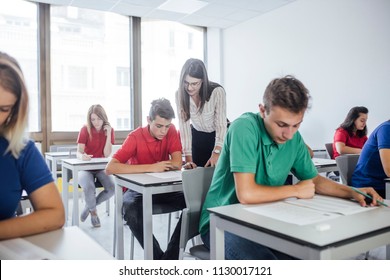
209, 201, 390, 260
114, 172, 182, 260
45, 151, 71, 181
291, 158, 338, 184
0, 226, 113, 260
61, 158, 110, 226
312, 158, 338, 173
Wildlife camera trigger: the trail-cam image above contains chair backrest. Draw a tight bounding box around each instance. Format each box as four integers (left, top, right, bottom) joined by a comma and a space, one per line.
49, 145, 77, 171
67, 147, 78, 158
110, 144, 121, 157
325, 143, 334, 159
50, 144, 77, 152
179, 167, 215, 259
335, 154, 360, 185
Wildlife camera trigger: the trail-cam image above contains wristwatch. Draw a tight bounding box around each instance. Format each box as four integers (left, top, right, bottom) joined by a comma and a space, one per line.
213, 149, 221, 154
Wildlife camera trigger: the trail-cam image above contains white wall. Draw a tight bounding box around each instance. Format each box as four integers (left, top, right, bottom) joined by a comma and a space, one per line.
221, 0, 390, 150
206, 27, 223, 84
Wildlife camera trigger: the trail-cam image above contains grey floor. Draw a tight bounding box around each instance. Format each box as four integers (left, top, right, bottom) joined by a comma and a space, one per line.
71, 195, 184, 260
70, 195, 387, 260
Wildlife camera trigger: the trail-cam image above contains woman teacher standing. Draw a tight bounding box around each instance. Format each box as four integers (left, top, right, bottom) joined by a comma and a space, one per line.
175, 58, 227, 168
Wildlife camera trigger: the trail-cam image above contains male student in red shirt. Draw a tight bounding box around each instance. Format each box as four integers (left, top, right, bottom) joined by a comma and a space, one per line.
106, 98, 185, 260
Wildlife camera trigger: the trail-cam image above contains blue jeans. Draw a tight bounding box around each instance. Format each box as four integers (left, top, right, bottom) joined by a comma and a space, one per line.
123, 190, 186, 260
201, 230, 296, 260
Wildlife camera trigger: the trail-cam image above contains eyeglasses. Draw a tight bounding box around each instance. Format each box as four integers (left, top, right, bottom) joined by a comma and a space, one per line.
184, 80, 202, 88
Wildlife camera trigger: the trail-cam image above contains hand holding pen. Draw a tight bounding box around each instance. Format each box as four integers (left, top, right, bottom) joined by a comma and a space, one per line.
350, 187, 388, 207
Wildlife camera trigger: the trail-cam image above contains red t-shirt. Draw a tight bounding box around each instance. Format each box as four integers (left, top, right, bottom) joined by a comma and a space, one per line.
113, 124, 182, 164
333, 128, 367, 158
77, 126, 115, 158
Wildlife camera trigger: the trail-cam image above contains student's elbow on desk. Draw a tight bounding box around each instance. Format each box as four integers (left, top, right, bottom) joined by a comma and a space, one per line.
235, 186, 263, 204
52, 207, 66, 230
105, 159, 120, 175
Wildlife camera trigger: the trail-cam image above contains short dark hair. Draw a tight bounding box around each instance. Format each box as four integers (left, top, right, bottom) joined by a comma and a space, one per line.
149, 98, 175, 121
263, 75, 311, 114
339, 106, 369, 137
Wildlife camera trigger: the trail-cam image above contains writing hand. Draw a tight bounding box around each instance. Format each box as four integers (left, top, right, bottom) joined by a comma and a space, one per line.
153, 161, 178, 172
82, 153, 93, 161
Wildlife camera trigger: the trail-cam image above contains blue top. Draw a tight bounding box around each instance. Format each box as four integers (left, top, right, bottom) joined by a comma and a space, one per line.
0, 138, 54, 220
352, 120, 390, 194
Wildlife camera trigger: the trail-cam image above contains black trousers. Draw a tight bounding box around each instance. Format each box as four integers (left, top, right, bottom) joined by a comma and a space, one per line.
191, 125, 215, 167
123, 190, 186, 260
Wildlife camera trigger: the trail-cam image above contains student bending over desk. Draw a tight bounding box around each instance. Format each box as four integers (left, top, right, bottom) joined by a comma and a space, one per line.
199, 75, 384, 260
0, 52, 64, 240
106, 98, 185, 260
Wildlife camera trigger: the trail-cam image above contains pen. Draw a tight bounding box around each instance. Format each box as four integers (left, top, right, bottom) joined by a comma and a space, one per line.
351, 187, 389, 207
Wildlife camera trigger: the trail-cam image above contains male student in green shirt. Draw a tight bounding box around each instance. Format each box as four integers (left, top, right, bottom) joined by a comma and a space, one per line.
199, 75, 384, 260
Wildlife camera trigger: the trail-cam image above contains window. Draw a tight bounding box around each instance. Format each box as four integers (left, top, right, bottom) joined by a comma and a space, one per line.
68, 66, 88, 89
141, 19, 204, 126
117, 67, 130, 87
50, 6, 131, 132
0, 0, 39, 132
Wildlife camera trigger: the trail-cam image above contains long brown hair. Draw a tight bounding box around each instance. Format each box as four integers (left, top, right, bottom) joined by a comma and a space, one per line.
338, 106, 368, 137
0, 52, 29, 158
86, 104, 110, 140
177, 58, 221, 121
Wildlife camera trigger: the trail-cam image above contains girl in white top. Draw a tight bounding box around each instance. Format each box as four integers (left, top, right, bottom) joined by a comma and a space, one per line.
175, 58, 227, 168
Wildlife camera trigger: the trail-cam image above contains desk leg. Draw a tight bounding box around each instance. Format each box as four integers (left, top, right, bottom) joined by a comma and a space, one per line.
210, 213, 225, 260
72, 169, 79, 226
115, 182, 124, 260
51, 160, 57, 182
45, 158, 55, 181
62, 166, 69, 226
143, 188, 153, 260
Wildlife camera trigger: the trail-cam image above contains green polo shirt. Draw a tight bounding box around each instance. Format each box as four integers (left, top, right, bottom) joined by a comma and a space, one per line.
199, 112, 318, 235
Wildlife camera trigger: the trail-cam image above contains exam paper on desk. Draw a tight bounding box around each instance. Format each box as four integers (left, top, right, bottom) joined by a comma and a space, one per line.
0, 238, 57, 260
146, 170, 182, 180
245, 195, 375, 226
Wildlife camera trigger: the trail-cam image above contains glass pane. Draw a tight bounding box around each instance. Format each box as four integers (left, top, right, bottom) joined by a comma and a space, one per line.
141, 19, 204, 127
0, 0, 39, 132
50, 6, 131, 131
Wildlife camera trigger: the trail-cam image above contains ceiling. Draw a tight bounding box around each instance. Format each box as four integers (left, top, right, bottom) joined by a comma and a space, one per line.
28, 0, 297, 29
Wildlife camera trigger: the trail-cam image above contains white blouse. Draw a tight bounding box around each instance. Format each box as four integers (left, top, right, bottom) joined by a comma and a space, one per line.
176, 86, 227, 156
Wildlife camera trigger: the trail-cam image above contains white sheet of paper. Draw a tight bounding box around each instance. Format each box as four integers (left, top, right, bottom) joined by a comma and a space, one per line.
0, 238, 58, 260
245, 201, 340, 225
145, 171, 182, 180
285, 195, 374, 215
244, 195, 375, 225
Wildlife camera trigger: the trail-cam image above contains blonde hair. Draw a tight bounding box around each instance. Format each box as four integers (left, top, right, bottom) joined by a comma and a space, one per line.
86, 104, 110, 140
0, 52, 29, 158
